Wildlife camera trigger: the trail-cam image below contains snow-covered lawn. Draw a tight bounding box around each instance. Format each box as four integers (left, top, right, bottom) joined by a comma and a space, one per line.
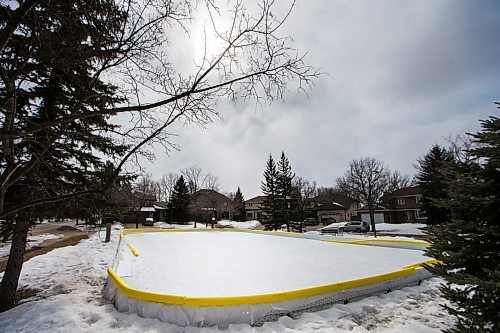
375, 223, 426, 235
0, 233, 64, 258
217, 220, 261, 229
0, 225, 454, 332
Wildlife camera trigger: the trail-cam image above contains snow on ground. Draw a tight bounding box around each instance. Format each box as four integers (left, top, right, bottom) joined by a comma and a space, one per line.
375, 223, 426, 235
154, 221, 208, 229
0, 233, 64, 258
306, 223, 426, 240
217, 220, 261, 229
120, 231, 428, 296
0, 224, 454, 332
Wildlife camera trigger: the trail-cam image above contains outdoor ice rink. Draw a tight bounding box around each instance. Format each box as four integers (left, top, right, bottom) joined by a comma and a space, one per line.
114, 230, 429, 297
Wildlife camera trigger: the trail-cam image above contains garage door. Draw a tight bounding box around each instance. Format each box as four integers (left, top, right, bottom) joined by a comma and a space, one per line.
361, 213, 385, 224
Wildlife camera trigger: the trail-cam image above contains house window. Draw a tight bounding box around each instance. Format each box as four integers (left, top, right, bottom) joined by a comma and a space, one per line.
416, 195, 423, 204
416, 210, 426, 219
397, 197, 405, 205
405, 211, 412, 221
246, 212, 253, 218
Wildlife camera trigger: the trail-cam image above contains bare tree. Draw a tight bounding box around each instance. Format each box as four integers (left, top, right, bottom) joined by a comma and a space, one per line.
316, 186, 335, 197
202, 172, 220, 191
385, 170, 413, 194
336, 157, 391, 237
293, 176, 316, 198
304, 179, 318, 199
223, 191, 235, 201
159, 172, 180, 202
0, 0, 319, 311
0, 0, 319, 218
135, 173, 160, 204
445, 132, 476, 163
181, 166, 204, 194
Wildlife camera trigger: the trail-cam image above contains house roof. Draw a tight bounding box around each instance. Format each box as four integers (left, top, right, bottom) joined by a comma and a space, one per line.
154, 201, 169, 209
356, 204, 389, 212
389, 186, 422, 197
312, 201, 345, 211
308, 192, 357, 209
140, 206, 156, 212
245, 195, 267, 203
190, 189, 231, 203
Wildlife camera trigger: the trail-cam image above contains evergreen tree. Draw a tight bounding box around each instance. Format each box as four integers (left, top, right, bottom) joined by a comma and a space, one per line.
233, 187, 245, 221
0, 1, 129, 311
416, 145, 454, 226
426, 111, 500, 333
276, 151, 298, 232
261, 154, 280, 230
169, 176, 190, 224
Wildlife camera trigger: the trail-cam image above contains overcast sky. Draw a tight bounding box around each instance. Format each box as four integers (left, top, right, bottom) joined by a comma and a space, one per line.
140, 0, 500, 199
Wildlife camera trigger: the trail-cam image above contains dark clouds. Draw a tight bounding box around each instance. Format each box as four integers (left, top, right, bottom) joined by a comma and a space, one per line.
145, 0, 500, 198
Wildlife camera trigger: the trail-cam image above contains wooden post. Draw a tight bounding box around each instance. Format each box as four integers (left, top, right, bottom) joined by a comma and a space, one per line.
105, 223, 111, 242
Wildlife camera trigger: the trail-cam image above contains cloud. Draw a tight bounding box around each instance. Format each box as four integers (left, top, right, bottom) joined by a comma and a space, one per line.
142, 0, 500, 199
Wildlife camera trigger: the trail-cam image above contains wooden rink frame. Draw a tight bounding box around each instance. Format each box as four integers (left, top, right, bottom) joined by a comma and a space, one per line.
105, 228, 438, 328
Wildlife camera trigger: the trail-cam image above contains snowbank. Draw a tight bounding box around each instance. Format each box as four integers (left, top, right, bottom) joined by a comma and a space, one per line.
217, 220, 261, 229
154, 221, 208, 229
376, 223, 426, 235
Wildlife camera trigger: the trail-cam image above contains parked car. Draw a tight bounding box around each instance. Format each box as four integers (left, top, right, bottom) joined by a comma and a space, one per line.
338, 221, 369, 233
320, 222, 348, 234
303, 218, 319, 226
143, 217, 154, 226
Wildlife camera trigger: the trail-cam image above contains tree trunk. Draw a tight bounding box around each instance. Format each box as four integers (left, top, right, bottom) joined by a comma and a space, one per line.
0, 218, 30, 312
368, 202, 377, 238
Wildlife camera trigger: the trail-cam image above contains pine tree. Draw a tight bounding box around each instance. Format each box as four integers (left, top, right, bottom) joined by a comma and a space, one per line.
416, 144, 454, 226
169, 176, 191, 224
0, 0, 129, 311
425, 111, 500, 333
261, 154, 280, 230
277, 151, 298, 232
233, 187, 245, 221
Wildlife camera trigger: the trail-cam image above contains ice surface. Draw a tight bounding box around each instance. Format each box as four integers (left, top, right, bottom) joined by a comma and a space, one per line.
118, 231, 428, 296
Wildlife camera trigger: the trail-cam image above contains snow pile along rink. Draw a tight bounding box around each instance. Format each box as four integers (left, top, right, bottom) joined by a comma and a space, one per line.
105, 229, 435, 328
217, 220, 261, 229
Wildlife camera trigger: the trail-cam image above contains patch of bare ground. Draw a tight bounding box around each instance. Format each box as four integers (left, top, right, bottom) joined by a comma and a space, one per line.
14, 287, 43, 306
0, 234, 90, 273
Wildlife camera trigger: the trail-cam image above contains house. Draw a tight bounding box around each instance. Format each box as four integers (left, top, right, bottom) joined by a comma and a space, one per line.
356, 186, 427, 224
244, 195, 267, 220
189, 189, 234, 222
152, 202, 169, 221
305, 193, 359, 223
354, 204, 389, 224
383, 186, 427, 223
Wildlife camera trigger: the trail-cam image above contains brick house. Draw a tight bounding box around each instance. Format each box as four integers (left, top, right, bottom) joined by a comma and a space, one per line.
189, 189, 235, 222
356, 186, 427, 224
383, 186, 427, 223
